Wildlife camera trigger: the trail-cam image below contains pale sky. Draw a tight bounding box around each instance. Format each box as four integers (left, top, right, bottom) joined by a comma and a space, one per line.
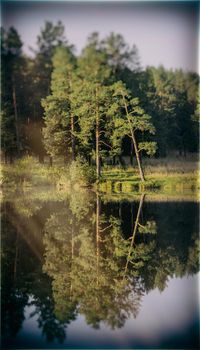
1, 1, 199, 72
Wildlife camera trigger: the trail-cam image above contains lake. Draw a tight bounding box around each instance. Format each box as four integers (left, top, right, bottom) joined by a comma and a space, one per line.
1, 188, 199, 349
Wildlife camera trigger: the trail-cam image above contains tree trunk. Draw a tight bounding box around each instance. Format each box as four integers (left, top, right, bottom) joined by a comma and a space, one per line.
69, 76, 75, 161
39, 154, 44, 163
12, 79, 20, 156
96, 192, 100, 286
96, 120, 100, 180
119, 202, 122, 220
5, 152, 8, 164
124, 193, 145, 277
122, 94, 145, 181
14, 230, 19, 282
71, 217, 74, 263
96, 86, 100, 180
70, 227, 74, 298
130, 140, 134, 165
131, 132, 145, 181
119, 155, 125, 167
71, 114, 75, 161
49, 156, 53, 167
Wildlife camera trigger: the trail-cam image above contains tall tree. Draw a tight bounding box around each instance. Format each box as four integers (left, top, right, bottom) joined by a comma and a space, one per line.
140, 66, 199, 157
102, 32, 140, 75
42, 45, 76, 161
72, 33, 112, 179
33, 21, 68, 102
110, 81, 157, 181
25, 22, 69, 161
1, 27, 24, 161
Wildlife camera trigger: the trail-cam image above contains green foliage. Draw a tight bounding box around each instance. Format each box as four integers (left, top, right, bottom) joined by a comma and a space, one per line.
109, 81, 157, 170
138, 142, 157, 156
40, 190, 199, 329
140, 66, 199, 156
42, 44, 76, 159
1, 156, 36, 186
42, 96, 70, 157
68, 156, 96, 186
1, 23, 199, 177
102, 32, 140, 72
138, 221, 157, 234
111, 81, 156, 135
72, 36, 114, 173
33, 20, 69, 94
192, 90, 200, 123
2, 185, 199, 340
1, 27, 24, 158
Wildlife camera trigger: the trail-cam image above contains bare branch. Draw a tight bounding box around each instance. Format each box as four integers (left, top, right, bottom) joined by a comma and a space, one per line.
99, 140, 112, 149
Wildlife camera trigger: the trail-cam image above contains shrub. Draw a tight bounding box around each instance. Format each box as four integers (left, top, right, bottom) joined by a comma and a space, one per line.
68, 156, 96, 186
2, 156, 36, 186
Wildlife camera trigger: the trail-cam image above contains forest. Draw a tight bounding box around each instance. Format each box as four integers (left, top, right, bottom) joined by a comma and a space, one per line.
1, 19, 199, 349
1, 21, 199, 184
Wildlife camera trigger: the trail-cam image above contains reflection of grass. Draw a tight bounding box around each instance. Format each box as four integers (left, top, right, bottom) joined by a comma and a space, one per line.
3, 186, 95, 220
3, 186, 199, 216
102, 192, 200, 203
1, 156, 199, 195
100, 175, 199, 199
100, 173, 199, 190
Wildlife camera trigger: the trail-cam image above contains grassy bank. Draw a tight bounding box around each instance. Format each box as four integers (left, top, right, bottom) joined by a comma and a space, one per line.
99, 172, 199, 196
0, 156, 95, 190
100, 157, 199, 196
1, 157, 63, 188
1, 156, 199, 197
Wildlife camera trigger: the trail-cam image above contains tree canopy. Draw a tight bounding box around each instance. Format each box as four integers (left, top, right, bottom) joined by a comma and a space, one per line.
1, 23, 199, 173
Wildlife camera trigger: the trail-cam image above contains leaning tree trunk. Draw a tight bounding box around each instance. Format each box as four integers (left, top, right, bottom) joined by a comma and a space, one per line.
124, 193, 145, 277
122, 94, 145, 181
131, 132, 145, 182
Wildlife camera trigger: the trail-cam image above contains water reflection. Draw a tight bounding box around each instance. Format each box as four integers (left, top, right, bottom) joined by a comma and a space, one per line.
1, 189, 199, 348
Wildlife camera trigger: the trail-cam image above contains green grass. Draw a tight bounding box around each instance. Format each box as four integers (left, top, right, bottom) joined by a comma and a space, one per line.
1, 156, 199, 197
99, 174, 199, 195
0, 155, 95, 189
1, 156, 67, 188
100, 157, 199, 196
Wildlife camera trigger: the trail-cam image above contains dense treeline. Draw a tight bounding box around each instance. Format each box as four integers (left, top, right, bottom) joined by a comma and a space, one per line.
1, 22, 199, 178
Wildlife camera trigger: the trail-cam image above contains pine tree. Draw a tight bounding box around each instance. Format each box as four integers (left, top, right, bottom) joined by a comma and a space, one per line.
72, 33, 112, 179
102, 32, 141, 75
1, 27, 24, 161
111, 81, 157, 181
42, 45, 76, 161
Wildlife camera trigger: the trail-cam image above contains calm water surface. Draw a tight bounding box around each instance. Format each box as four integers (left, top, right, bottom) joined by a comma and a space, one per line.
1, 189, 199, 349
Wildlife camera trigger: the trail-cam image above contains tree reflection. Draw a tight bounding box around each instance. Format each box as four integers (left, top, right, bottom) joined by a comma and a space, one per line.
1, 191, 199, 346
43, 191, 199, 335
42, 192, 155, 331
1, 200, 73, 346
